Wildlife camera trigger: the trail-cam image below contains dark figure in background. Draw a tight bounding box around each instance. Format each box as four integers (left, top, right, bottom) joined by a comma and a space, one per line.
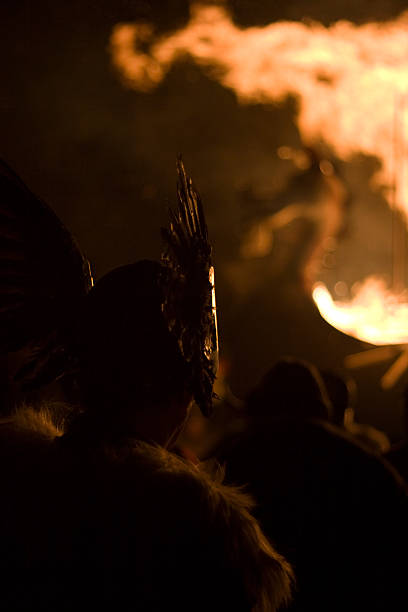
321, 369, 390, 453
385, 383, 408, 482
319, 368, 353, 426
246, 358, 333, 422
0, 159, 293, 611
216, 357, 408, 612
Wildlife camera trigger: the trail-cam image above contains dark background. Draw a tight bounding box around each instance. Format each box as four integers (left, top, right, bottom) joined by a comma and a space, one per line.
1, 0, 407, 439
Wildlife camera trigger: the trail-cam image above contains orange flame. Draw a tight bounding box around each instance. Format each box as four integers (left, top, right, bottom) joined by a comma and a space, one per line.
313, 278, 408, 345
110, 4, 408, 210
110, 5, 408, 347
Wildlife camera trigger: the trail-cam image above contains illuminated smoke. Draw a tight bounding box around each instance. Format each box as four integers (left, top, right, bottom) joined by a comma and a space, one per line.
110, 5, 408, 348
110, 4, 408, 212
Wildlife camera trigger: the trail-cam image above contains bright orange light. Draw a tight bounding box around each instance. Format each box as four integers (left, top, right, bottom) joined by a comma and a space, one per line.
110, 4, 408, 213
111, 6, 408, 348
313, 279, 408, 345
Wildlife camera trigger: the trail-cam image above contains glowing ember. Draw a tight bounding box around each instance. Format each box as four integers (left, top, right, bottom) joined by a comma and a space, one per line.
110, 4, 408, 212
313, 278, 408, 345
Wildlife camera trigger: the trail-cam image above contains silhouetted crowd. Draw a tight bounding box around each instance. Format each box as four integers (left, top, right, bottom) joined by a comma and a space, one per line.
198, 359, 408, 611
0, 158, 407, 611
2, 313, 408, 610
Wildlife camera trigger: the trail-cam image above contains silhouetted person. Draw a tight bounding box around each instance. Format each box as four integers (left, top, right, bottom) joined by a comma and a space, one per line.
319, 368, 354, 426
246, 358, 332, 422
216, 357, 408, 612
0, 159, 293, 611
321, 369, 390, 453
385, 383, 408, 482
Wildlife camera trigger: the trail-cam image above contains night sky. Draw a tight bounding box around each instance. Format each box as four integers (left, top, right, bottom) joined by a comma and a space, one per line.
1, 0, 408, 438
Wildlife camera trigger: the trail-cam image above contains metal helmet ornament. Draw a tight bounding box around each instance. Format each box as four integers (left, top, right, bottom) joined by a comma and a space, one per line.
161, 157, 219, 416
0, 156, 218, 418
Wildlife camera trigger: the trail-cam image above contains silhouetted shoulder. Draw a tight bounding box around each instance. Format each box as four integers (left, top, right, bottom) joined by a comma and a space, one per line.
217, 416, 408, 612
91, 440, 294, 611
0, 407, 293, 612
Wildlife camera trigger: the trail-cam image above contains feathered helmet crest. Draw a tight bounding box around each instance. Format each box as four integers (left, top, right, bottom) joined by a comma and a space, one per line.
0, 156, 218, 417
161, 157, 218, 416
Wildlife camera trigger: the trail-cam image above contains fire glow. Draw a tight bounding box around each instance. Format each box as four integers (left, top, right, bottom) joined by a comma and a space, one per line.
313, 278, 408, 346
110, 4, 408, 208
110, 5, 408, 349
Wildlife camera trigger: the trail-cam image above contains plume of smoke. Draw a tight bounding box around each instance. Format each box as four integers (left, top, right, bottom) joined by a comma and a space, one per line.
110, 4, 408, 213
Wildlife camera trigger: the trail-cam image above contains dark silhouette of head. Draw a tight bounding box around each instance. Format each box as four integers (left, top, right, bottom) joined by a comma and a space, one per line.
320, 369, 356, 426
71, 260, 192, 445
246, 357, 332, 421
